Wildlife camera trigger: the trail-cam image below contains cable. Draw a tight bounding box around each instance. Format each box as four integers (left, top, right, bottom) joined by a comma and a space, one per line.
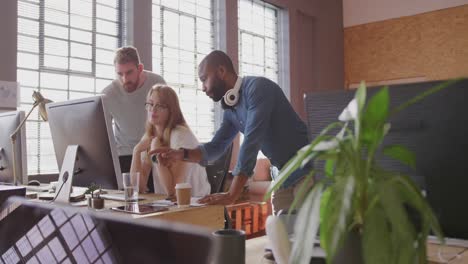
50, 171, 69, 203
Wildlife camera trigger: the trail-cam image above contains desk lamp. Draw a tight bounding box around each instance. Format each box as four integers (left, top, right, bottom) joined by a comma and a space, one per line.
10, 91, 52, 185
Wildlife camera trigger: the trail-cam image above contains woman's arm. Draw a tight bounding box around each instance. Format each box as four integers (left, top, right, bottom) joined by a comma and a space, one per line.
153, 149, 190, 197
168, 160, 190, 189
130, 135, 153, 192
148, 137, 174, 196
154, 127, 193, 197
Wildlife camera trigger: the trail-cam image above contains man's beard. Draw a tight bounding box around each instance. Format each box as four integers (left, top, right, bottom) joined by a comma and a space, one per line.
211, 77, 227, 102
123, 74, 140, 92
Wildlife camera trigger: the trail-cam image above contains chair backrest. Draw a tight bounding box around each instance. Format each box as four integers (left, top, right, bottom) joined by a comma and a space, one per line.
303, 79, 468, 240
205, 143, 233, 194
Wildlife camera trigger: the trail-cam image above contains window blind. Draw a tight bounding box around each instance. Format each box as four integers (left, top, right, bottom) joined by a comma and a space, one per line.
152, 0, 215, 143
238, 0, 279, 83
17, 0, 122, 175
238, 0, 280, 157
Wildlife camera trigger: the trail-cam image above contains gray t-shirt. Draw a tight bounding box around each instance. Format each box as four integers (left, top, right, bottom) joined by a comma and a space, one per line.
101, 71, 166, 156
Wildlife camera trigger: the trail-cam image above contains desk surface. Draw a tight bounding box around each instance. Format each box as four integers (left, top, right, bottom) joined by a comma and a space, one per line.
103, 192, 225, 230
31, 191, 224, 231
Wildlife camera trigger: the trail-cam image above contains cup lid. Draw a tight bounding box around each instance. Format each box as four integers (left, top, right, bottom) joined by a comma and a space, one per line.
175, 182, 191, 189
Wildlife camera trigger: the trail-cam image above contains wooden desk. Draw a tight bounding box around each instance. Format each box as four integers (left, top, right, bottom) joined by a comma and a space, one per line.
246, 236, 468, 264
32, 191, 225, 231
427, 242, 468, 264
102, 192, 225, 230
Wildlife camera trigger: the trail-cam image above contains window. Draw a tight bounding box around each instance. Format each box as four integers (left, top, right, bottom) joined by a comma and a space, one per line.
152, 0, 215, 143
238, 0, 279, 83
17, 0, 122, 175
237, 0, 280, 157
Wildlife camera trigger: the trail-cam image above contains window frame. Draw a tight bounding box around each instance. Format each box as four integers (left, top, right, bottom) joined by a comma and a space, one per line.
17, 0, 124, 177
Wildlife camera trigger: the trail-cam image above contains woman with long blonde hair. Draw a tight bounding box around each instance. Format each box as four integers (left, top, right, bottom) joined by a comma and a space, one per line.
130, 85, 210, 197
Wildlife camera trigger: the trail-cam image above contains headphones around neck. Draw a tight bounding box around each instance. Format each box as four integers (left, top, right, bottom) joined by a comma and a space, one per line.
223, 77, 243, 107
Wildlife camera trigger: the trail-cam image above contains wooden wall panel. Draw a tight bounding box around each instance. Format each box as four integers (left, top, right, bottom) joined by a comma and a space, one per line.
344, 5, 468, 88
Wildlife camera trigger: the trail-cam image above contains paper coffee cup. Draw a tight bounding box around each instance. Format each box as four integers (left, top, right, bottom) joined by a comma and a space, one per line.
175, 183, 192, 208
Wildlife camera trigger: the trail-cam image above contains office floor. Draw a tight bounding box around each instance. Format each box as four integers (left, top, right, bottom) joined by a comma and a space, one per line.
246, 236, 270, 264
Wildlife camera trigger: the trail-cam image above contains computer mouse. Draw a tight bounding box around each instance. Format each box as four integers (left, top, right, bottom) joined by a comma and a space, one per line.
28, 180, 41, 186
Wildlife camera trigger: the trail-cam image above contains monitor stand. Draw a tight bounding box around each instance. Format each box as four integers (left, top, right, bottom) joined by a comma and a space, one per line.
0, 147, 5, 172
54, 145, 79, 203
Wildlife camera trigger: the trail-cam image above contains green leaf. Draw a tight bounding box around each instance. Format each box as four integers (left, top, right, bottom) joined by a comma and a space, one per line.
265, 121, 345, 200
391, 78, 464, 116
379, 181, 418, 263
354, 82, 367, 140
393, 174, 444, 242
264, 149, 317, 201
319, 187, 331, 249
361, 87, 389, 146
290, 182, 324, 264
321, 175, 356, 262
289, 169, 316, 215
364, 87, 389, 126
325, 159, 335, 178
363, 205, 392, 264
356, 81, 367, 117
383, 144, 416, 169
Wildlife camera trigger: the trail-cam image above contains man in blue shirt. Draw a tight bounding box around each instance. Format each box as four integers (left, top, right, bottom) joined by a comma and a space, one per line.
155, 50, 309, 213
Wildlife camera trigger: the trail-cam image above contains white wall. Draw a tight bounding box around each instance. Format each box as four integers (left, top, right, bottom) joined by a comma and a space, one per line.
343, 0, 468, 27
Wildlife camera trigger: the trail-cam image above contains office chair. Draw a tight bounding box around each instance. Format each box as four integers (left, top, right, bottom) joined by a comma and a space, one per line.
205, 143, 233, 194
204, 143, 233, 229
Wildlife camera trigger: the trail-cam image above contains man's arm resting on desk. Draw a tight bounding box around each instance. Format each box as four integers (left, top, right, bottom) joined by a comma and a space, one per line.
154, 147, 249, 205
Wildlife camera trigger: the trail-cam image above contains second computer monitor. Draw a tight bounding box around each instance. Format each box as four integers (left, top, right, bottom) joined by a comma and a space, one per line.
0, 111, 28, 185
47, 96, 122, 189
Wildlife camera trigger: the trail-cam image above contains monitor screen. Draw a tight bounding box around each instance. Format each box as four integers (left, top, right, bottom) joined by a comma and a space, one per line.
0, 111, 28, 185
47, 96, 122, 190
0, 197, 213, 263
304, 80, 468, 239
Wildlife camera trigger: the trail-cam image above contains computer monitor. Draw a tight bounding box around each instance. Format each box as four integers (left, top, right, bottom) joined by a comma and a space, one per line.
0, 197, 213, 263
46, 96, 122, 190
304, 79, 468, 239
0, 111, 28, 185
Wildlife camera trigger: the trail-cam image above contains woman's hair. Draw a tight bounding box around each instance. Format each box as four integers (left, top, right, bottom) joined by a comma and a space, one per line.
144, 85, 188, 148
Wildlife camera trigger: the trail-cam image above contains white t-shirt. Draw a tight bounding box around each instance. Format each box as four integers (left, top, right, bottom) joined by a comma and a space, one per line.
152, 125, 211, 197
101, 71, 166, 156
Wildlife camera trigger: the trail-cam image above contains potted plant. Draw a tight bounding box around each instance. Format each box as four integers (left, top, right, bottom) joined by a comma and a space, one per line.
86, 182, 104, 209
267, 79, 463, 264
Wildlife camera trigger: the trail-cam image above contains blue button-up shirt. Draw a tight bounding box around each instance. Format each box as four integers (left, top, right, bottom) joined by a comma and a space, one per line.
199, 76, 310, 188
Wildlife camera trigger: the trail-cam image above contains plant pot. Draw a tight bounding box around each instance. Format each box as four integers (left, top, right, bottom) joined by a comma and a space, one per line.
211, 229, 245, 264
88, 197, 104, 209
332, 230, 363, 264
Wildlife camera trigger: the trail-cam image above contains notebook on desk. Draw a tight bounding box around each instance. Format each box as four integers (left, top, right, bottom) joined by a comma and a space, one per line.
37, 186, 87, 202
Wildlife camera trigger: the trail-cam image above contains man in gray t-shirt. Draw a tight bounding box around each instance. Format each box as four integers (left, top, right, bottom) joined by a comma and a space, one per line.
101, 46, 165, 174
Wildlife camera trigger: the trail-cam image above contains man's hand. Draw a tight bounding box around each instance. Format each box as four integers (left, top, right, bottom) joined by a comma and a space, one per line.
148, 148, 183, 167
198, 192, 236, 205
198, 174, 249, 205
